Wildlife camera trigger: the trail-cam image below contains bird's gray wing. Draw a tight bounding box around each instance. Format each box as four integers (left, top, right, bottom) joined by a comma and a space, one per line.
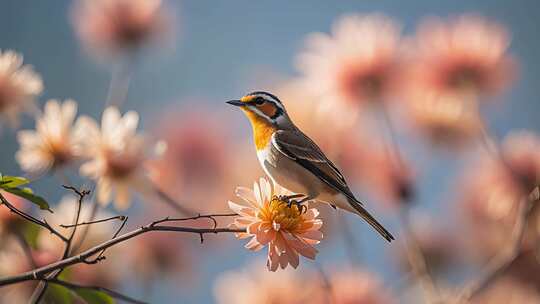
271, 129, 359, 203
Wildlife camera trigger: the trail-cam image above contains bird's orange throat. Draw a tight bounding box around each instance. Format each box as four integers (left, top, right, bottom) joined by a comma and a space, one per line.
243, 109, 276, 150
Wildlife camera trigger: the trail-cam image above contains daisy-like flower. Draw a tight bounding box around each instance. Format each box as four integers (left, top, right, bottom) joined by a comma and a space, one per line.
228, 178, 323, 271
71, 0, 173, 56
74, 106, 154, 209
15, 99, 78, 175
297, 14, 402, 121
407, 14, 515, 99
0, 50, 43, 127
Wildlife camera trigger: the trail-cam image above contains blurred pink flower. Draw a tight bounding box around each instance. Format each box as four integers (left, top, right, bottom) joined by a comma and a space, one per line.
406, 14, 516, 99
297, 14, 402, 121
213, 261, 321, 304
328, 268, 395, 304
405, 90, 482, 146
74, 106, 157, 209
339, 132, 414, 207
128, 232, 192, 281
148, 108, 236, 213
460, 131, 540, 255
0, 50, 43, 128
228, 177, 323, 271
16, 99, 78, 175
71, 0, 173, 55
298, 14, 402, 104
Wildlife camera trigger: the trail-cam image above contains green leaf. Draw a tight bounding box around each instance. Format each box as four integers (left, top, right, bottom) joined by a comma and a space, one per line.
2, 187, 52, 212
45, 284, 76, 304
21, 222, 41, 249
0, 175, 30, 188
74, 288, 115, 304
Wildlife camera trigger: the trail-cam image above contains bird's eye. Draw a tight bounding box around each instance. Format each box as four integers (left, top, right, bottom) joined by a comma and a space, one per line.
254, 97, 265, 105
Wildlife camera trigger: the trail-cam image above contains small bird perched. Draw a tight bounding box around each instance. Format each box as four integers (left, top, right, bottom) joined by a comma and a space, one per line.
227, 91, 394, 242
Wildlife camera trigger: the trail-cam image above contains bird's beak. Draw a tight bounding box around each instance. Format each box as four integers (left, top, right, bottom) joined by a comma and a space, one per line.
226, 100, 244, 107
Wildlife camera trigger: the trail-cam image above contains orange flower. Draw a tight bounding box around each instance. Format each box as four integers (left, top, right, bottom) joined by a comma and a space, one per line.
71, 0, 173, 55
228, 178, 323, 271
407, 14, 516, 98
297, 14, 402, 120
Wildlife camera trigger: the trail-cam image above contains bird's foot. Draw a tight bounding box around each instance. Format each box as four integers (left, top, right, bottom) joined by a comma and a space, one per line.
286, 199, 307, 214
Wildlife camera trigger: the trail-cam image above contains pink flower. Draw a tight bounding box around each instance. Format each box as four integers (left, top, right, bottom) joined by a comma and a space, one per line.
148, 108, 237, 213
0, 50, 43, 128
460, 131, 540, 255
228, 178, 323, 271
213, 261, 322, 304
71, 0, 173, 55
406, 14, 516, 98
328, 269, 395, 304
405, 90, 483, 146
16, 99, 78, 175
338, 132, 414, 207
297, 14, 403, 123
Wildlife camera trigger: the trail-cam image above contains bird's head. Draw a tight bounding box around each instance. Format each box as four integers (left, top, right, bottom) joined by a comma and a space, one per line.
226, 91, 291, 128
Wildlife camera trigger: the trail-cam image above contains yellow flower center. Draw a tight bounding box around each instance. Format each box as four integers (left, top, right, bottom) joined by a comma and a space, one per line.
258, 196, 303, 232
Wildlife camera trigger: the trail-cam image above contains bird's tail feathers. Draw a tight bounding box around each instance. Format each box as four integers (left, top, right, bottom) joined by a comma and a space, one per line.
348, 198, 395, 242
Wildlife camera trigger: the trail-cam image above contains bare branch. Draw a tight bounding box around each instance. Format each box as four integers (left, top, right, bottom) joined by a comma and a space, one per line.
30, 185, 90, 303
44, 278, 147, 304
60, 215, 126, 228
0, 193, 68, 243
0, 216, 244, 288
85, 215, 129, 264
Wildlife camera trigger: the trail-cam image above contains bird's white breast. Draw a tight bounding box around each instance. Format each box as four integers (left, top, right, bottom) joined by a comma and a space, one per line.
256, 143, 323, 197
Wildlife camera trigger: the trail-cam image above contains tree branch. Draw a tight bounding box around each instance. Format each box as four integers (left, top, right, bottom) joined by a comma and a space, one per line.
0, 216, 243, 288
30, 185, 90, 303
60, 215, 126, 228
0, 193, 68, 243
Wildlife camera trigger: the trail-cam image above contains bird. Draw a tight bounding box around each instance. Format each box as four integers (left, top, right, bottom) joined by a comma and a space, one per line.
227, 91, 394, 242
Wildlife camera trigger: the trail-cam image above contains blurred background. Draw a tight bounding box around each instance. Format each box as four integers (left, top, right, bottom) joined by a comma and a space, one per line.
1, 0, 540, 303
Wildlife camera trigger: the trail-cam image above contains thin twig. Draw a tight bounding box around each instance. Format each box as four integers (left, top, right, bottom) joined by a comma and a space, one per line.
459, 192, 537, 300
86, 215, 129, 264
0, 193, 68, 243
151, 213, 238, 229
60, 215, 126, 228
71, 195, 99, 254
0, 217, 244, 287
44, 278, 147, 304
30, 185, 90, 303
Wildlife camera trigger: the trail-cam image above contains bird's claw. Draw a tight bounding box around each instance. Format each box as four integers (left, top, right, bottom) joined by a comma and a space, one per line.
286, 199, 307, 214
